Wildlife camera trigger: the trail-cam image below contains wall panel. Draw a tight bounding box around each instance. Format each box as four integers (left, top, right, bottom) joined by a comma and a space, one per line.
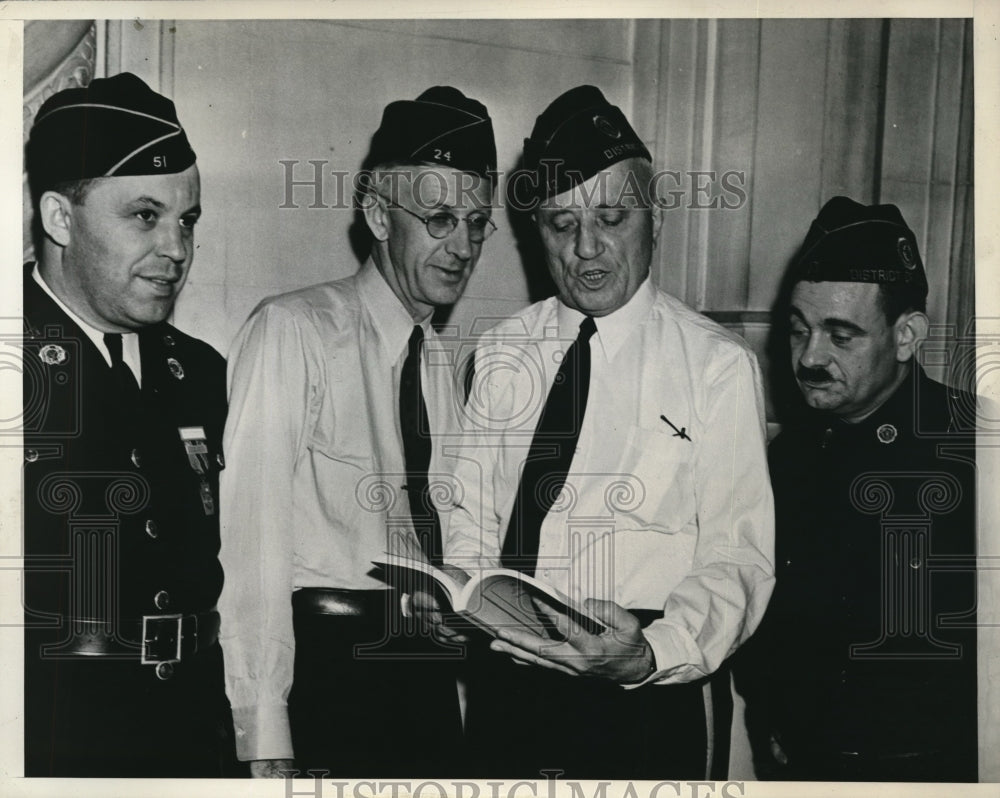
168, 19, 632, 354
635, 17, 973, 398
819, 18, 884, 205
705, 19, 760, 312
746, 19, 830, 312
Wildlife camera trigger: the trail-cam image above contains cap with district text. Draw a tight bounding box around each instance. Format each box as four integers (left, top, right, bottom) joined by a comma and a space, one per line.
790, 195, 928, 296
521, 85, 651, 204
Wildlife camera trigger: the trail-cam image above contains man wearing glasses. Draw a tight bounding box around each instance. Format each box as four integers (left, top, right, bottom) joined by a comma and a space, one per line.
218, 87, 497, 778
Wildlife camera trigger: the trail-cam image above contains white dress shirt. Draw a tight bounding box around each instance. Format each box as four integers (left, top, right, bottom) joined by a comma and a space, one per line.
218, 260, 460, 761
443, 277, 775, 686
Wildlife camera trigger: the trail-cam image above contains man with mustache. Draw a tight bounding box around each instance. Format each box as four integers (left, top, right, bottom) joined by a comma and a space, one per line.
218, 87, 497, 777
431, 85, 775, 778
22, 73, 235, 776
739, 197, 979, 781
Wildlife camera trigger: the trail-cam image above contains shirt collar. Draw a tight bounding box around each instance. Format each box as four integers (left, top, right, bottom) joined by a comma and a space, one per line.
32, 263, 120, 367
556, 276, 656, 361
356, 258, 432, 357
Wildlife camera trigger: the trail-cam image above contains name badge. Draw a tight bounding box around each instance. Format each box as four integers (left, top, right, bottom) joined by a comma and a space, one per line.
179, 426, 214, 515
179, 426, 206, 441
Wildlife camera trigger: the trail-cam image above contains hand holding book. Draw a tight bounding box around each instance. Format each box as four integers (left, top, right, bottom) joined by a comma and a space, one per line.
408, 564, 473, 645
372, 556, 605, 642
489, 597, 658, 685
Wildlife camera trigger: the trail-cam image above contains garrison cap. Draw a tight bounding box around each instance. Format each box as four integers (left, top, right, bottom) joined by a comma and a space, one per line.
522, 85, 651, 204
791, 196, 928, 296
26, 72, 197, 196
367, 86, 497, 183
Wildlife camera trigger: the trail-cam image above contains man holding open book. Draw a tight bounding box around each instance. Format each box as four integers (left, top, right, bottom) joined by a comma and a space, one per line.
427, 86, 775, 778
219, 87, 498, 777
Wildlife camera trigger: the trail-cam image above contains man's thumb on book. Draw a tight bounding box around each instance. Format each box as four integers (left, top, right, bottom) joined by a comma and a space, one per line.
583, 598, 640, 631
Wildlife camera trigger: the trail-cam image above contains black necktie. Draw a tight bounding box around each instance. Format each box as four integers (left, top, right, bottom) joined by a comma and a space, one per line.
103, 332, 141, 397
501, 316, 597, 575
400, 325, 443, 564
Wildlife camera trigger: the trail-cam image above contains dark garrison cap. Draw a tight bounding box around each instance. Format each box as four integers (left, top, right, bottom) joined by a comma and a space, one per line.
26, 72, 196, 195
522, 85, 651, 203
791, 196, 928, 296
367, 86, 497, 182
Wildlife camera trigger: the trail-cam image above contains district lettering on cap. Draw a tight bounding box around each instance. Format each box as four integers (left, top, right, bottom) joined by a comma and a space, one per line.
790, 195, 928, 298
522, 85, 652, 203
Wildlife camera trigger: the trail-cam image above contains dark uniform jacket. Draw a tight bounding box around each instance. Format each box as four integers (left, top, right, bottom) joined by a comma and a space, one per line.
22, 264, 232, 776
741, 364, 978, 781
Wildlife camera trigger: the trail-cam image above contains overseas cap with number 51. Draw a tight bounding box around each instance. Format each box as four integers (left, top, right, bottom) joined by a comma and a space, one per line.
26, 71, 197, 198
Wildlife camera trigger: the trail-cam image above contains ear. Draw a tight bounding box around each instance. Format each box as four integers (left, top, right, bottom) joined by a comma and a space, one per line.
894, 310, 930, 363
650, 202, 664, 248
38, 191, 74, 248
362, 190, 391, 242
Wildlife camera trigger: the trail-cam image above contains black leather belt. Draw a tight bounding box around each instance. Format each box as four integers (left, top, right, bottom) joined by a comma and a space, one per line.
293, 588, 393, 617
56, 611, 220, 666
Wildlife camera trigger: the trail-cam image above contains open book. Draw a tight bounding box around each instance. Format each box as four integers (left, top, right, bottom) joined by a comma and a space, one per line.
372, 556, 606, 640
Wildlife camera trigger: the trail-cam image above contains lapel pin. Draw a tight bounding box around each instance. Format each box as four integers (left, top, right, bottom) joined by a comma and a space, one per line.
876, 423, 897, 444
39, 344, 67, 366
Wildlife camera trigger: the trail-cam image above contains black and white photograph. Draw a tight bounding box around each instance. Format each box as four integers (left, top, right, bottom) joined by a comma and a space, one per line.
2, 2, 998, 794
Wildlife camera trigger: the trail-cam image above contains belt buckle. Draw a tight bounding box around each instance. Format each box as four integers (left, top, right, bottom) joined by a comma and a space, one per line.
141, 613, 185, 665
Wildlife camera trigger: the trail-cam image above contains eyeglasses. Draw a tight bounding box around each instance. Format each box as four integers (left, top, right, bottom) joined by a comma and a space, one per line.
375, 193, 497, 243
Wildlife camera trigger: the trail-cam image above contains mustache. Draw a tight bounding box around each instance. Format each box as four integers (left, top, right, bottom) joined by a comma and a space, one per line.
796, 365, 834, 384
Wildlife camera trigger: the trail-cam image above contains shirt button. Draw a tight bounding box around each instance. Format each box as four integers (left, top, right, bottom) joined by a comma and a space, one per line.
130, 448, 142, 468
155, 662, 175, 681
153, 590, 171, 610
145, 520, 159, 539
25, 449, 39, 463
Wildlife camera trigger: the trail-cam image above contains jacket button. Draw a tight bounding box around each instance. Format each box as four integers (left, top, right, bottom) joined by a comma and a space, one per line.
155, 662, 174, 681
216, 452, 225, 468
154, 590, 171, 610
25, 449, 39, 463
145, 520, 159, 539
130, 448, 142, 468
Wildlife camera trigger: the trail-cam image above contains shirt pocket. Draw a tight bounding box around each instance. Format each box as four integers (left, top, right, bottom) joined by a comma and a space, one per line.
610, 424, 697, 534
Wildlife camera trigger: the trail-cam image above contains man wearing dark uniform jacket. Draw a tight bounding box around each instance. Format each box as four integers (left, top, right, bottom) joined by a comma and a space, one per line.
737, 196, 978, 781
22, 72, 236, 777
